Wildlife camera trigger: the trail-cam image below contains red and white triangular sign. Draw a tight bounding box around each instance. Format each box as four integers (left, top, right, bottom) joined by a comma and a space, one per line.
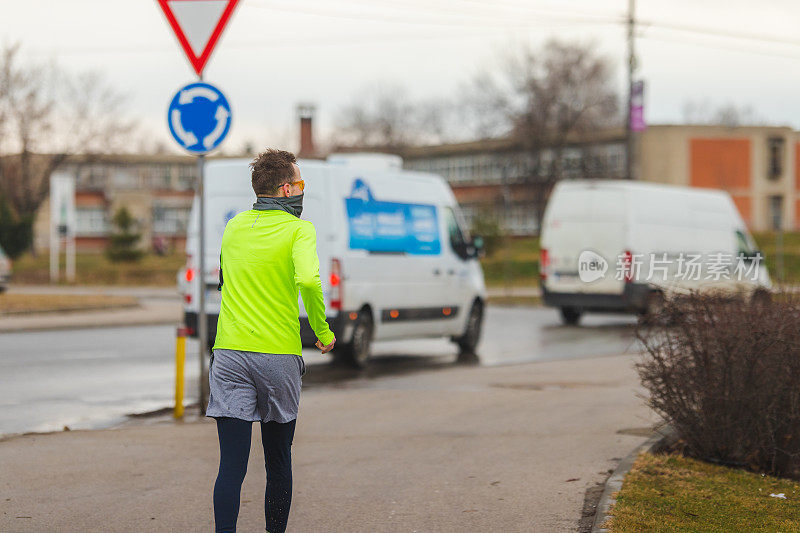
157, 0, 240, 77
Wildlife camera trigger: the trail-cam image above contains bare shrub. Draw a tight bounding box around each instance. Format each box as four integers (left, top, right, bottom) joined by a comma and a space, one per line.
636, 291, 800, 478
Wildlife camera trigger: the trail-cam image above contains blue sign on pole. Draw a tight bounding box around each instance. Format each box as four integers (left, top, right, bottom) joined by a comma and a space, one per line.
167, 81, 231, 154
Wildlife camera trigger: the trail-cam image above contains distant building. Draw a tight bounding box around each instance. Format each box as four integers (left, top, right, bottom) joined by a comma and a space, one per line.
31, 123, 800, 256
32, 103, 321, 255
33, 154, 200, 254
399, 124, 800, 234
400, 128, 627, 235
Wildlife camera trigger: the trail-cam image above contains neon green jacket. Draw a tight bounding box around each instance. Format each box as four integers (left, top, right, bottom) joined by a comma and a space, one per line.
212, 209, 334, 356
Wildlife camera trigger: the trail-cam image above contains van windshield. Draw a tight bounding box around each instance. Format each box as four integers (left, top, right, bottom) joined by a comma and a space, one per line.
444, 207, 470, 257
735, 230, 756, 256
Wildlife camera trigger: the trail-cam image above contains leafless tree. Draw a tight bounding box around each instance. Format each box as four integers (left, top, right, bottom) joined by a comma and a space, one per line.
465, 39, 619, 228
331, 82, 462, 149
682, 99, 763, 127
0, 43, 135, 222
333, 83, 415, 149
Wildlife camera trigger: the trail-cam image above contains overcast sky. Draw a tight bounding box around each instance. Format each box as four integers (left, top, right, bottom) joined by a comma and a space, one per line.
4, 0, 800, 154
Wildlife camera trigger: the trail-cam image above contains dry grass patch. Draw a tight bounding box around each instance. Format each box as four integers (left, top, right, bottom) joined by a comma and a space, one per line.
10, 253, 185, 286
608, 453, 800, 532
0, 294, 138, 315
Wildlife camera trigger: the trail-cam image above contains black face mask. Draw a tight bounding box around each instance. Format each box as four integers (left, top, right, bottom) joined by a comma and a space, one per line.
253, 194, 304, 218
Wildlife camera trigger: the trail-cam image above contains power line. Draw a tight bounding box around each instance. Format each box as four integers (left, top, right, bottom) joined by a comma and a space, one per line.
640, 19, 800, 49
27, 2, 800, 63
638, 31, 800, 63
35, 23, 605, 56
248, 0, 621, 29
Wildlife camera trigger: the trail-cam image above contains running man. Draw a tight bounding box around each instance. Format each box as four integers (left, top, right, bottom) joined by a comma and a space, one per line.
206, 148, 335, 533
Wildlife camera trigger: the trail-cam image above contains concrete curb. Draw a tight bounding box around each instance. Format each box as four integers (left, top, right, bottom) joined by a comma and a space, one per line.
590, 425, 677, 533
0, 302, 139, 317
0, 302, 182, 333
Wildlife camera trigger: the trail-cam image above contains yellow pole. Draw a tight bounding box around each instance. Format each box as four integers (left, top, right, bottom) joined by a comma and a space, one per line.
174, 327, 186, 419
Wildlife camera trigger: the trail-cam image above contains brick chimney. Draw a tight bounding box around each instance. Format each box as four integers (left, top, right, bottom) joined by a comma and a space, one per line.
296, 103, 317, 159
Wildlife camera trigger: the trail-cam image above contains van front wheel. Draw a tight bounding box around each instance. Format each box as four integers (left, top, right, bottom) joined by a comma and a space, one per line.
333, 311, 373, 369
455, 301, 484, 355
559, 307, 581, 326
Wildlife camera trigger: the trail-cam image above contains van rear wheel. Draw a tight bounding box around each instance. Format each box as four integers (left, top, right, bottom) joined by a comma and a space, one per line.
333, 311, 373, 369
560, 307, 581, 326
641, 291, 666, 323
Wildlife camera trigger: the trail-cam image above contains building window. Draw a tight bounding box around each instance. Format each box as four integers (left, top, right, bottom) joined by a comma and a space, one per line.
768, 195, 783, 230
76, 207, 109, 236
111, 166, 138, 189
84, 165, 108, 189
153, 205, 191, 235
177, 165, 197, 190
768, 137, 784, 180
150, 165, 172, 189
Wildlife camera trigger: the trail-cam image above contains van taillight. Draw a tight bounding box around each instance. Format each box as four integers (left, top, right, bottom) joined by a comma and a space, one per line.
330, 258, 342, 311
622, 250, 634, 282
540, 249, 549, 281
185, 268, 195, 282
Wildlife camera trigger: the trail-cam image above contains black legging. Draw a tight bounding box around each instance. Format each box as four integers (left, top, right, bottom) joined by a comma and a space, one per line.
213, 417, 296, 533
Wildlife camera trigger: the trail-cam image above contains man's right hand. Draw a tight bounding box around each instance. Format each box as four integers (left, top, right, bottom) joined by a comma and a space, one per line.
316, 336, 335, 354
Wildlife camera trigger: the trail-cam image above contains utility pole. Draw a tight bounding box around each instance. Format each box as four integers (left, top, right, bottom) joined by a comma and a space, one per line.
625, 0, 636, 180
197, 151, 208, 413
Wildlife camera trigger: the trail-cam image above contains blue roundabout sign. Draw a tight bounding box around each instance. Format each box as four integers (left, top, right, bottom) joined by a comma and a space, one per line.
167, 81, 232, 154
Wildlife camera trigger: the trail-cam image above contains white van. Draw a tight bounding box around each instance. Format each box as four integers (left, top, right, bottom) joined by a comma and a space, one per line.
540, 180, 771, 325
179, 154, 487, 366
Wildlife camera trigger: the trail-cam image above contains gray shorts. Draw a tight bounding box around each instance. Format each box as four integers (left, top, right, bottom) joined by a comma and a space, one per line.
205, 349, 306, 423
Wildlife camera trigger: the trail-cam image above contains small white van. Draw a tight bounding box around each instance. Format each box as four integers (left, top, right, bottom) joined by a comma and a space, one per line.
540, 180, 771, 325
179, 154, 487, 366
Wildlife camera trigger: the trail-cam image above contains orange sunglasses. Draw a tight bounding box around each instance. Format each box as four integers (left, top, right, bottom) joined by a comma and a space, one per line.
286, 179, 305, 192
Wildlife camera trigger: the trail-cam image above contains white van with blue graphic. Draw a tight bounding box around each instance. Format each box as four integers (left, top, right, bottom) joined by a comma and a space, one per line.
180, 153, 487, 367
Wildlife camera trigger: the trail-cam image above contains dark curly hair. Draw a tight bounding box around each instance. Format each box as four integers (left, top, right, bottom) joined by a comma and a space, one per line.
250, 149, 297, 196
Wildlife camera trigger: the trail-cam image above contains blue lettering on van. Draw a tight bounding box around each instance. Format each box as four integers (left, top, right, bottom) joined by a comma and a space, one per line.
345, 178, 441, 255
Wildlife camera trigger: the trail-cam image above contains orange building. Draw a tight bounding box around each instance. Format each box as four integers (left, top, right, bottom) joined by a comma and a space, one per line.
638, 125, 797, 231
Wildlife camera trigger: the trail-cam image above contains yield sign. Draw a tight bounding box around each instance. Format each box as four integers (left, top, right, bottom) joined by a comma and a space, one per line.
157, 0, 240, 77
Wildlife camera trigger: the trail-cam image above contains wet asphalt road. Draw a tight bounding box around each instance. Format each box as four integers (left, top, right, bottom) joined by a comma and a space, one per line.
0, 306, 640, 437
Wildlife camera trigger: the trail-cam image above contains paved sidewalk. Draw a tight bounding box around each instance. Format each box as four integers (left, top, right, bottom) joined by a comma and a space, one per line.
0, 353, 654, 532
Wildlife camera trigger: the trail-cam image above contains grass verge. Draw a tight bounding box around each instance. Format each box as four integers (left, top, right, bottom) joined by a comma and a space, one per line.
479, 232, 800, 288
0, 293, 139, 315
480, 236, 539, 288
9, 253, 185, 286
6, 231, 800, 288
486, 295, 541, 307
608, 452, 800, 532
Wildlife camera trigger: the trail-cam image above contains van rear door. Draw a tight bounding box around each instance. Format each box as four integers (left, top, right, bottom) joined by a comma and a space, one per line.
542, 184, 627, 295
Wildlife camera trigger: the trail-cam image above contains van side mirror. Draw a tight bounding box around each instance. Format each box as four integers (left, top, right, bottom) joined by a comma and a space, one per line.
462, 236, 483, 260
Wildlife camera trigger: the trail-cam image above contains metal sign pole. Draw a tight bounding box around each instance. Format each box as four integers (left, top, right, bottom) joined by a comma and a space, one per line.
158, 1, 239, 415
198, 152, 208, 413
197, 69, 208, 414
